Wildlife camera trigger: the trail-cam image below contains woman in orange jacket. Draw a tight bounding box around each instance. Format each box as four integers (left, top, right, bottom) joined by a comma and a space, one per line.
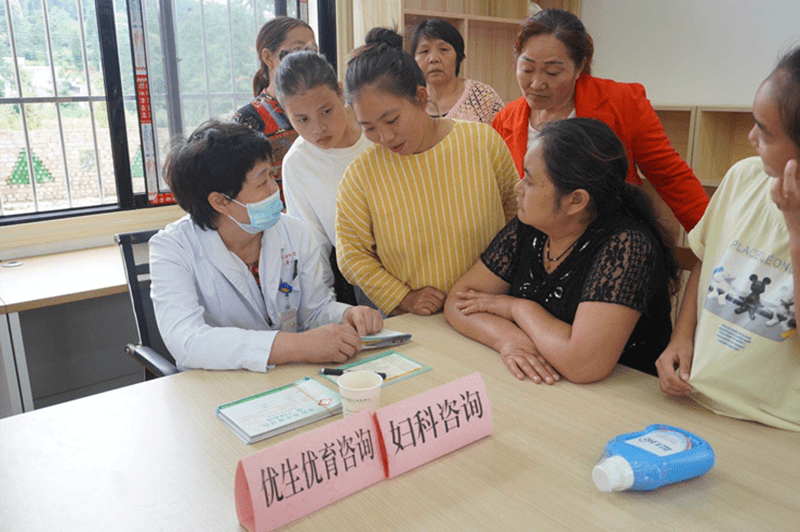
492, 9, 708, 231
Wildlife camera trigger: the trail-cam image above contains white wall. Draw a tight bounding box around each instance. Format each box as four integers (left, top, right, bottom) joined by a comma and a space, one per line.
582, 0, 800, 106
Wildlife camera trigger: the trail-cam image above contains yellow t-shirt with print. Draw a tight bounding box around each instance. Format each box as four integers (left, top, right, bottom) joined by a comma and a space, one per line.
688, 156, 799, 431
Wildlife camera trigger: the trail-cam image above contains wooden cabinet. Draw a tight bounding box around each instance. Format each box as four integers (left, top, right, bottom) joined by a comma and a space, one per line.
651, 105, 756, 190
400, 1, 581, 104
693, 107, 756, 187
644, 105, 756, 245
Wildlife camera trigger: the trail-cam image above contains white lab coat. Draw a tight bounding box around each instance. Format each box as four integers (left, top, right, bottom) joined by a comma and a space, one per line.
149, 214, 350, 371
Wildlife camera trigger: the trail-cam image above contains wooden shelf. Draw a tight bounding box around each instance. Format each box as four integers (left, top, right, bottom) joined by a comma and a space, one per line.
465, 20, 519, 102
693, 106, 756, 187
653, 106, 695, 163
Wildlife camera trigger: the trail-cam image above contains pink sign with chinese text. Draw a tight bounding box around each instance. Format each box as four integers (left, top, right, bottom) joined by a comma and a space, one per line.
375, 372, 492, 478
234, 373, 492, 532
235, 410, 384, 532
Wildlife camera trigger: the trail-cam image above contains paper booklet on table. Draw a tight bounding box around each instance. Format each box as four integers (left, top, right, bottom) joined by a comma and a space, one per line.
360, 328, 411, 350
216, 377, 341, 444
320, 349, 430, 386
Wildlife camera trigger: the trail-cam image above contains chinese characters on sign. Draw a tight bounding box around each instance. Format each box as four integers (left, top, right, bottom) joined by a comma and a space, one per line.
388, 390, 484, 453
259, 428, 377, 508
235, 373, 492, 532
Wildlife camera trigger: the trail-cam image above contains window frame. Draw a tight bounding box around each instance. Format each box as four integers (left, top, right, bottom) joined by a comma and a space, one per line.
0, 0, 336, 227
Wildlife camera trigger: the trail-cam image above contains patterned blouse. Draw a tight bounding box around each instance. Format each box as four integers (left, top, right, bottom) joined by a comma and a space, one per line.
434, 79, 505, 124
480, 215, 672, 375
233, 90, 299, 196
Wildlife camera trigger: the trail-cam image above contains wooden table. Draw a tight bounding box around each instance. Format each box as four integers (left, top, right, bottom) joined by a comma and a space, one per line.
1, 313, 798, 531
0, 246, 129, 416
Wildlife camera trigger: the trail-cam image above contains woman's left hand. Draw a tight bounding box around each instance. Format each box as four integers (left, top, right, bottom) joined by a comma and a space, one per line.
343, 306, 384, 337
772, 159, 800, 236
453, 290, 517, 320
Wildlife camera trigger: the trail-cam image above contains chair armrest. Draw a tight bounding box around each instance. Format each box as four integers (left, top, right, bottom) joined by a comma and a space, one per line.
125, 344, 179, 378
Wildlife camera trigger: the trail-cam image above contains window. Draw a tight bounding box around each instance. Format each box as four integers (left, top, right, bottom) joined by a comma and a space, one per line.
0, 0, 330, 223
0, 0, 132, 219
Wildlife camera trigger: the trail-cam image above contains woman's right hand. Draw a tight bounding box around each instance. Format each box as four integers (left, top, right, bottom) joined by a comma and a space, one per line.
302, 324, 362, 363
499, 338, 560, 384
272, 324, 361, 365
399, 286, 447, 315
655, 337, 694, 396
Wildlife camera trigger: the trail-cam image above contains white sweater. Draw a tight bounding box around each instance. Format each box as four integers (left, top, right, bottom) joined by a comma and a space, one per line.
283, 133, 373, 258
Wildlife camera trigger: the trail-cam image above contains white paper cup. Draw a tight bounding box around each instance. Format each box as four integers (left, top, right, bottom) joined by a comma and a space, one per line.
337, 371, 383, 417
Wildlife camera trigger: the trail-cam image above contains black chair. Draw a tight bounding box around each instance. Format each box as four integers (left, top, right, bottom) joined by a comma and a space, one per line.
115, 230, 179, 380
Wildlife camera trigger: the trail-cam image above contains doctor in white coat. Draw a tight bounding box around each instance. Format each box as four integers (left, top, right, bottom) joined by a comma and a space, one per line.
150, 120, 382, 371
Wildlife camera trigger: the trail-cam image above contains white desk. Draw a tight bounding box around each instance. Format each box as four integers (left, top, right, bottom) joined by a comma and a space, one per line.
0, 246, 130, 416
1, 313, 798, 531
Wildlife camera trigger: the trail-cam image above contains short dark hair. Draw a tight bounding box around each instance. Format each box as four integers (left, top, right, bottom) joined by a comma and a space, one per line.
165, 120, 273, 230
772, 45, 800, 151
407, 19, 466, 77
515, 9, 593, 75
252, 16, 312, 96
345, 27, 426, 105
536, 118, 680, 296
274, 51, 340, 105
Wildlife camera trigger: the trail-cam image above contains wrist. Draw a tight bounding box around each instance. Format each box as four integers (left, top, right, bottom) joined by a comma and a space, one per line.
668, 329, 694, 349
397, 289, 413, 313
270, 331, 300, 365
342, 307, 353, 324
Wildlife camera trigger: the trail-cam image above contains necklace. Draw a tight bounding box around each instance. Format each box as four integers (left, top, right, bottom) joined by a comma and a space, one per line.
545, 236, 578, 264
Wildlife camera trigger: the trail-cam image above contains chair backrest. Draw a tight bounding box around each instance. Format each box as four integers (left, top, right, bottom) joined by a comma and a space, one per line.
115, 230, 175, 365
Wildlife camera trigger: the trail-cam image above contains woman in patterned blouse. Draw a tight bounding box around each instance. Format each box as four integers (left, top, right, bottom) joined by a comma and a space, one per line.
445, 118, 680, 384
234, 17, 317, 196
409, 18, 505, 124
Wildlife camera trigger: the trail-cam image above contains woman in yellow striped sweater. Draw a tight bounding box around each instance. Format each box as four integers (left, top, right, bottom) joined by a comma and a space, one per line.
335, 28, 518, 316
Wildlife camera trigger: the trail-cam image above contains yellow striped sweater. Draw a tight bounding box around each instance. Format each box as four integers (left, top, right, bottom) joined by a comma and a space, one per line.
335, 120, 518, 314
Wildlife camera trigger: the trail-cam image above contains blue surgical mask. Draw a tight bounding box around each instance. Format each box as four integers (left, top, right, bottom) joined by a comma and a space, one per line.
226, 190, 283, 234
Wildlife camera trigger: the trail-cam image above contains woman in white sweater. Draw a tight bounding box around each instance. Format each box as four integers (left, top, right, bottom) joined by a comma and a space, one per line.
275, 51, 372, 305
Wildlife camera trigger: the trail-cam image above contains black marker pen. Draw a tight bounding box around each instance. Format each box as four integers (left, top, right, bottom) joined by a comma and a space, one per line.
321, 368, 386, 380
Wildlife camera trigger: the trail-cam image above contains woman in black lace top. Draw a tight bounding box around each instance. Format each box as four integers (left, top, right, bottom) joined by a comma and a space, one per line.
444, 118, 680, 384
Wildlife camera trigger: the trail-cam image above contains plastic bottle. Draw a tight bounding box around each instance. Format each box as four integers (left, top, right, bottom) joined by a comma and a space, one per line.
592, 424, 715, 492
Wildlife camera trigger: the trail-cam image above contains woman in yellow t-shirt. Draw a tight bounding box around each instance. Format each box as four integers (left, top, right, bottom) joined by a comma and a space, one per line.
336, 28, 518, 317
655, 46, 800, 431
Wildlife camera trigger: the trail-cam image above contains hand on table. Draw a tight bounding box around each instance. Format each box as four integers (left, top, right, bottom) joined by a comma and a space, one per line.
655, 337, 694, 396
297, 324, 361, 364
343, 305, 383, 336
399, 286, 446, 316
499, 338, 560, 384
453, 290, 517, 320
772, 159, 800, 237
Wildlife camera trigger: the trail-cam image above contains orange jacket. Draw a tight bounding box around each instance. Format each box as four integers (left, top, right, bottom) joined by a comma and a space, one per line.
492, 74, 709, 231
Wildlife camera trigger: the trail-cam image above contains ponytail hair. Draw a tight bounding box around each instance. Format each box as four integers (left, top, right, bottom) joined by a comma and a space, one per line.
274, 51, 340, 106
252, 16, 312, 97
345, 27, 426, 105
537, 118, 681, 297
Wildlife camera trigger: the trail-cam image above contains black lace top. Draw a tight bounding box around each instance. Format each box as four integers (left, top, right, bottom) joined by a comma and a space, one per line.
481, 216, 672, 375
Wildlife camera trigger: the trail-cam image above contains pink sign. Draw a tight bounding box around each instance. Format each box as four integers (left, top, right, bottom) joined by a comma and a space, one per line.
376, 373, 492, 478
235, 373, 492, 532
